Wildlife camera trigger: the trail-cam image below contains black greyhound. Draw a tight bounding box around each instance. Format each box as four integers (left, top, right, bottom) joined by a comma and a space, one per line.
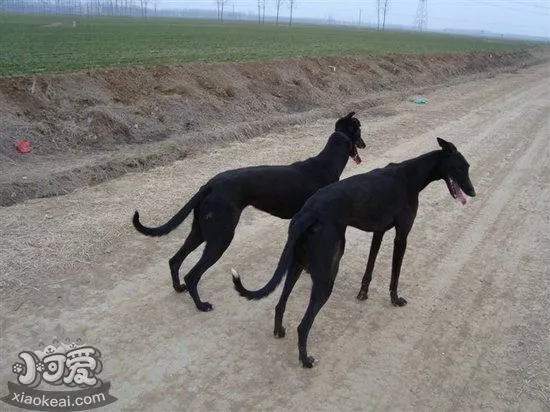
133, 112, 365, 312
233, 138, 476, 367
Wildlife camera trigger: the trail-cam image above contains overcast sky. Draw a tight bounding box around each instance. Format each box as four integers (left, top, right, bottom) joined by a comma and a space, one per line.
160, 0, 550, 38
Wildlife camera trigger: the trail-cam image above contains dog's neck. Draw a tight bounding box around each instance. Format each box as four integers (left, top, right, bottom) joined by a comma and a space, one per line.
314, 131, 353, 178
400, 150, 445, 194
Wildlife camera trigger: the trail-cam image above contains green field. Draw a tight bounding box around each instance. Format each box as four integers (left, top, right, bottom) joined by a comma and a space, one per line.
0, 14, 534, 76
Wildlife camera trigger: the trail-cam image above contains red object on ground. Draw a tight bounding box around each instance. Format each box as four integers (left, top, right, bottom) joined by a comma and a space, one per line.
14, 139, 31, 153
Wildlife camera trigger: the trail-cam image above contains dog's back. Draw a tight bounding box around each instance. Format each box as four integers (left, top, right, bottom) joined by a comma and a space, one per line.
295, 165, 409, 233
205, 160, 337, 219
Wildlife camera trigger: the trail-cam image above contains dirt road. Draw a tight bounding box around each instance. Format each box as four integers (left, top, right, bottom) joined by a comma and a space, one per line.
1, 62, 549, 411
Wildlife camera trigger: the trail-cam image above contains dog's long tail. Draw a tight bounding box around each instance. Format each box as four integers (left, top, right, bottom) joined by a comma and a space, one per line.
132, 187, 209, 237
232, 211, 316, 300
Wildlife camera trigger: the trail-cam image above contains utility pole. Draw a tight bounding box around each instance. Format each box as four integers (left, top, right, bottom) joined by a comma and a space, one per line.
414, 0, 428, 32
358, 9, 362, 27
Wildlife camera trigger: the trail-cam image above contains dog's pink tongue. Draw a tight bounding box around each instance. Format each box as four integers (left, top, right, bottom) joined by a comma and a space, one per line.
353, 153, 362, 164
456, 187, 468, 205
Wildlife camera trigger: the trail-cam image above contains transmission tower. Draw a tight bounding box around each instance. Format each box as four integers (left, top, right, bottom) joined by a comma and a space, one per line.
414, 0, 428, 32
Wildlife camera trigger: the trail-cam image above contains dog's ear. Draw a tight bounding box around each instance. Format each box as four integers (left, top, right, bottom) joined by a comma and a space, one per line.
345, 111, 356, 119
437, 137, 457, 152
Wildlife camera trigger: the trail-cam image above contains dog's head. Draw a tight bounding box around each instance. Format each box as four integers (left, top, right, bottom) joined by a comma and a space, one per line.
335, 111, 366, 164
437, 137, 476, 205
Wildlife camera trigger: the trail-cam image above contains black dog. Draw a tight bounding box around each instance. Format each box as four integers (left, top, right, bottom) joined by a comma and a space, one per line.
133, 112, 365, 312
233, 138, 476, 367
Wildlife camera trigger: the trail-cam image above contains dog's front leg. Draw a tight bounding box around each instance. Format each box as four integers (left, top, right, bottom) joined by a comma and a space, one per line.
357, 231, 384, 301
389, 233, 408, 307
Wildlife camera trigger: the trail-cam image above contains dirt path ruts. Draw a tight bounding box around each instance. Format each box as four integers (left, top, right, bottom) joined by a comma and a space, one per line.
1, 62, 549, 411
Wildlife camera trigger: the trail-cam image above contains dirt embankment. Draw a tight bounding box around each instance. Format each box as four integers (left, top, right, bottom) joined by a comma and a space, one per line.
1, 62, 549, 411
0, 50, 542, 206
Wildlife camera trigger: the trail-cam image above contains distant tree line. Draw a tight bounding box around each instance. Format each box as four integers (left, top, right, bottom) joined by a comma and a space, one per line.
1, 0, 156, 17
1, 0, 308, 27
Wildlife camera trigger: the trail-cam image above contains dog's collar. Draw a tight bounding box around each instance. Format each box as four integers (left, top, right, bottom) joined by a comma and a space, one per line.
334, 131, 353, 147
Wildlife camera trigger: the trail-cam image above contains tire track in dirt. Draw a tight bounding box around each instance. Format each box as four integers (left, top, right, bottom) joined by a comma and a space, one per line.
284, 68, 550, 411
168, 64, 550, 411
400, 104, 550, 411
0, 64, 543, 305
1, 62, 549, 412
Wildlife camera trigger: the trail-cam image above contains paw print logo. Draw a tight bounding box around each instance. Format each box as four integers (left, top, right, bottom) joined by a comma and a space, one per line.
36, 362, 46, 373
12, 362, 25, 375
60, 337, 83, 353
43, 345, 57, 355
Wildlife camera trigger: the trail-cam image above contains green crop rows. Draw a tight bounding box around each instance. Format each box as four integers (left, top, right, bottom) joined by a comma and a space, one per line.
0, 14, 534, 76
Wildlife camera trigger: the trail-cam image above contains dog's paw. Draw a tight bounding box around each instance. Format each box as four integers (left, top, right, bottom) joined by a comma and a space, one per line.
197, 302, 214, 312
356, 289, 369, 301
301, 356, 316, 368
173, 284, 187, 293
391, 296, 408, 307
274, 326, 286, 338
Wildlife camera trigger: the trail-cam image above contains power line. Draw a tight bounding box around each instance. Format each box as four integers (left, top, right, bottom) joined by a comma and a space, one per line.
491, 1, 550, 10
392, 10, 545, 30
440, 0, 549, 15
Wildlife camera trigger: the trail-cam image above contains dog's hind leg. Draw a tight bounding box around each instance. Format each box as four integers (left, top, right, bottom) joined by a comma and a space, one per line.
183, 236, 233, 311
274, 260, 303, 338
357, 231, 384, 301
297, 279, 335, 368
297, 229, 343, 368
183, 201, 240, 311
169, 216, 204, 293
